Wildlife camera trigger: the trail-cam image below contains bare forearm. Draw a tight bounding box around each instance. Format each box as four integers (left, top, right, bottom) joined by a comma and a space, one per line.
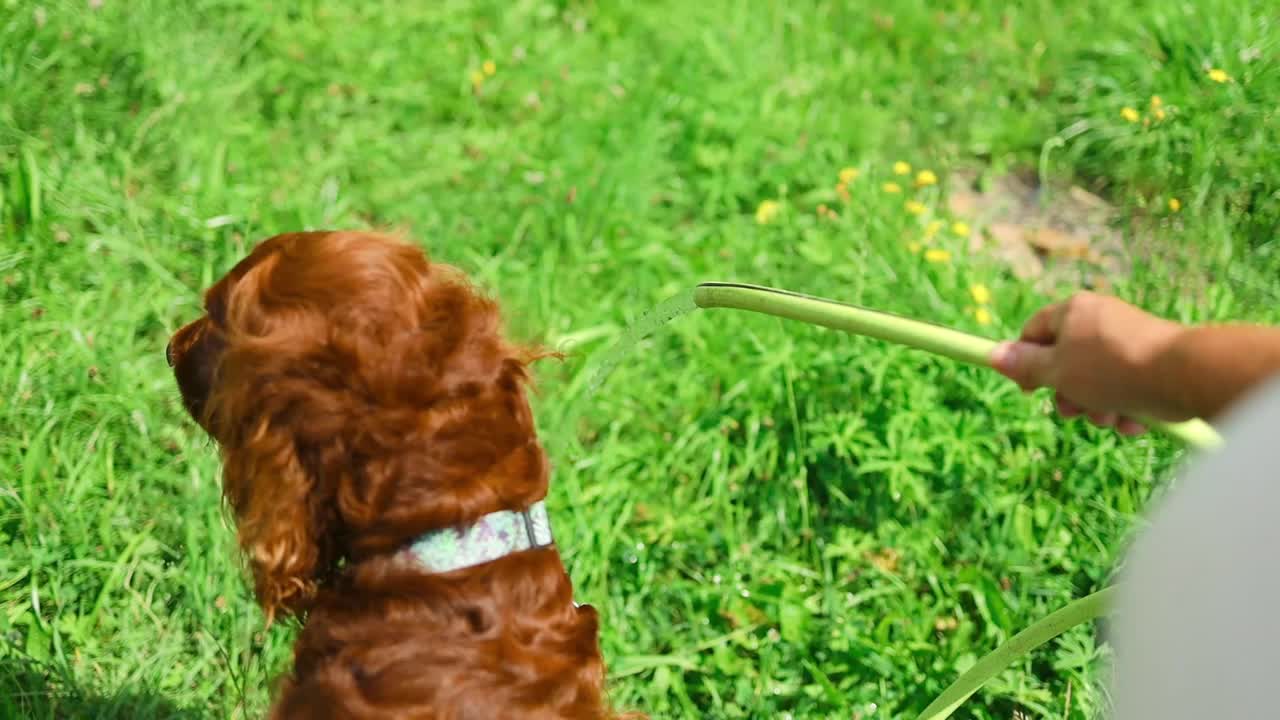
1151, 325, 1280, 421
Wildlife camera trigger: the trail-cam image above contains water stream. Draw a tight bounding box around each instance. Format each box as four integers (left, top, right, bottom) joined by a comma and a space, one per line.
577, 289, 699, 401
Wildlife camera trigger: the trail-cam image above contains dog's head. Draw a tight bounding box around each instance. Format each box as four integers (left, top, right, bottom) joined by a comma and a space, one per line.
168, 231, 550, 617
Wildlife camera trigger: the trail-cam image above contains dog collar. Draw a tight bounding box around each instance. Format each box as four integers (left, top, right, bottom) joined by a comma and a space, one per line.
408, 500, 555, 574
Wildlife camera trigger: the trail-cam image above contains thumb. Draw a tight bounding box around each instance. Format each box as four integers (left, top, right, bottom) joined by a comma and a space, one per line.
989, 340, 1056, 391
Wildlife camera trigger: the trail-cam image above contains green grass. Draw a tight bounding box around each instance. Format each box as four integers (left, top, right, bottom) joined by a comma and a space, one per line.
2, 0, 1279, 717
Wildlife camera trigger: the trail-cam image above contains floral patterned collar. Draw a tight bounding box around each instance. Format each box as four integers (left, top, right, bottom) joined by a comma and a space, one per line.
408, 500, 555, 574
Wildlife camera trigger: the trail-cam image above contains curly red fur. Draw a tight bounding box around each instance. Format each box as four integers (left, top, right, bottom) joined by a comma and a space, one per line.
168, 231, 639, 719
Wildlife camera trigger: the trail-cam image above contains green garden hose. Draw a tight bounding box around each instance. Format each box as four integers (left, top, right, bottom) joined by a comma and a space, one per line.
692, 282, 1223, 450
691, 282, 1222, 719
912, 587, 1116, 720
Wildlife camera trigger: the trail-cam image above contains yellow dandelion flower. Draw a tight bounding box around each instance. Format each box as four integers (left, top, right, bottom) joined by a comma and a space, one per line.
839, 167, 860, 184
893, 161, 911, 176
924, 219, 945, 239
907, 241, 922, 254
905, 200, 927, 215
915, 169, 938, 187
1121, 107, 1140, 123
951, 221, 971, 237
1154, 107, 1167, 121
883, 181, 902, 194
755, 199, 781, 225
924, 248, 952, 264
974, 307, 993, 326
1168, 197, 1182, 212
969, 283, 992, 305
483, 60, 497, 76
470, 70, 485, 87
1150, 95, 1163, 108
1207, 68, 1231, 83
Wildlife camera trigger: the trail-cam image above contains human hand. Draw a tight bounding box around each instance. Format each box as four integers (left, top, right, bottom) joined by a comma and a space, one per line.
988, 292, 1188, 434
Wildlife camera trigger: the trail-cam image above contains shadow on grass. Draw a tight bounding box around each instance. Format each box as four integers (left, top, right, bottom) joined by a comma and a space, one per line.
0, 651, 206, 720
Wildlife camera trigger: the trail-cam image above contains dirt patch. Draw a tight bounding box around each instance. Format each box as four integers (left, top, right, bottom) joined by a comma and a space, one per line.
948, 169, 1132, 292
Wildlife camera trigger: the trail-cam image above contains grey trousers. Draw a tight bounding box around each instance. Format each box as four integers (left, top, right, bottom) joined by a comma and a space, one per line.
1113, 376, 1280, 718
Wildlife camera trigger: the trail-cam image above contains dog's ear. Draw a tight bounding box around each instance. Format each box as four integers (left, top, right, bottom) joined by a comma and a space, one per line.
219, 413, 334, 620
199, 247, 342, 621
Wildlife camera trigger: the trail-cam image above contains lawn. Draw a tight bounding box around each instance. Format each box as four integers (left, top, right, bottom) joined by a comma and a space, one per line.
2, 0, 1279, 718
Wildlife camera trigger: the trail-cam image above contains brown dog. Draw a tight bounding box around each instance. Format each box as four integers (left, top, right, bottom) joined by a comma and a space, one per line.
168, 231, 635, 719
